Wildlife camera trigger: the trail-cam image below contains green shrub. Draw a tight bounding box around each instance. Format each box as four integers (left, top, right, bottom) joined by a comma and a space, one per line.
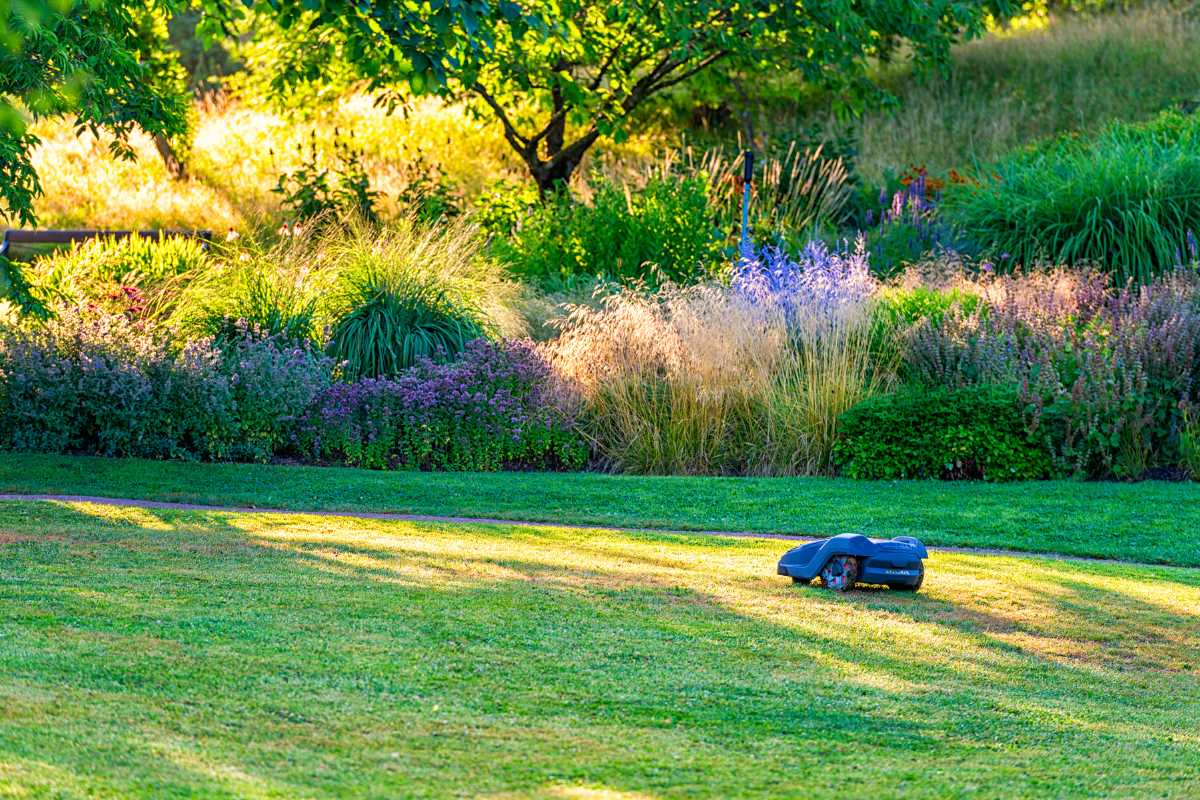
187, 268, 322, 351
474, 180, 541, 237
869, 285, 980, 379
834, 385, 1054, 481
942, 111, 1200, 284
1182, 407, 1200, 481
500, 176, 721, 288
272, 131, 379, 224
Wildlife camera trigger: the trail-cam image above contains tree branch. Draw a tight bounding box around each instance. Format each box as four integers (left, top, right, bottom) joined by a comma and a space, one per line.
470, 81, 532, 157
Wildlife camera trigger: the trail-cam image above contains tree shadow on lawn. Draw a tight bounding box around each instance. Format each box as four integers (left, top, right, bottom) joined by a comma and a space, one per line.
2, 500, 1199, 798
859, 554, 1200, 676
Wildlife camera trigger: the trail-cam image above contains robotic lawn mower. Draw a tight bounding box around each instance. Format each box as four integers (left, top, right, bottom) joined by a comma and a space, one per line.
777, 533, 927, 592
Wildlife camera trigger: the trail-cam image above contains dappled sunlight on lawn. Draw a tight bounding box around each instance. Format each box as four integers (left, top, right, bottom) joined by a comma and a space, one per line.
50, 500, 1200, 681
44, 500, 1195, 698
4, 499, 1198, 797
47, 501, 178, 532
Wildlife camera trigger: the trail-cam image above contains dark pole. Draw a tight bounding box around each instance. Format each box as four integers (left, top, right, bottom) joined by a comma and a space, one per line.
740, 150, 754, 254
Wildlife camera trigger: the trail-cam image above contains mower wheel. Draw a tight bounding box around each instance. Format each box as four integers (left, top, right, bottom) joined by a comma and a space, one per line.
791, 576, 811, 585
819, 555, 858, 591
889, 563, 924, 592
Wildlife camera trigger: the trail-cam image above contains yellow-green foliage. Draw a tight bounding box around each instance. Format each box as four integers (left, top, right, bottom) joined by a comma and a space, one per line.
25, 235, 213, 321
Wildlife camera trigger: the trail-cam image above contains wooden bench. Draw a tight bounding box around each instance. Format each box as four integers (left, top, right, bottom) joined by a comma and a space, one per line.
0, 229, 214, 260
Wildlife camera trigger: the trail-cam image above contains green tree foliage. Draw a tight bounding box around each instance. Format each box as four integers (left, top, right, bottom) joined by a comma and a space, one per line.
221, 0, 1017, 193
0, 1, 192, 224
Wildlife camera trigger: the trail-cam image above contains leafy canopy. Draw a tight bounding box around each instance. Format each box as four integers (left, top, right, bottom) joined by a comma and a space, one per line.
226, 0, 1015, 191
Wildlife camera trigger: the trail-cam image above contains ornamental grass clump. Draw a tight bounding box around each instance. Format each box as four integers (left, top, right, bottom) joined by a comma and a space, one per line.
499, 176, 721, 289
553, 238, 892, 476
692, 141, 852, 239
172, 229, 330, 351
299, 338, 586, 471
29, 234, 213, 322
941, 111, 1200, 284
735, 238, 894, 473
551, 283, 783, 475
324, 219, 524, 378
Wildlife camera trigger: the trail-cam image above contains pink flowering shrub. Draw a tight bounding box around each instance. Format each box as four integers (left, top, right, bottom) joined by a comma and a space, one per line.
906, 270, 1200, 478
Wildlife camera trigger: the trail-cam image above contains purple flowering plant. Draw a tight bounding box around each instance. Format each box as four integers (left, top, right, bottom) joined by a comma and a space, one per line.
0, 309, 331, 462
732, 237, 877, 324
298, 338, 587, 471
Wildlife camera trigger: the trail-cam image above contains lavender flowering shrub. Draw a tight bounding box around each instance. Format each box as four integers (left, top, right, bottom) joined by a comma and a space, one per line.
0, 310, 332, 462
0, 308, 234, 458
217, 325, 334, 462
298, 338, 587, 471
733, 237, 877, 324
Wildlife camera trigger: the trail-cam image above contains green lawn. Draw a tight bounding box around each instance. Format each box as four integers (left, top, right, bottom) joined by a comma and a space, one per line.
2, 454, 1199, 566
1, 499, 1198, 798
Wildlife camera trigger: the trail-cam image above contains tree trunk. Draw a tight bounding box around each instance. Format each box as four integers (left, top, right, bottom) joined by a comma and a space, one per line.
529, 129, 601, 198
154, 134, 187, 180
531, 158, 579, 197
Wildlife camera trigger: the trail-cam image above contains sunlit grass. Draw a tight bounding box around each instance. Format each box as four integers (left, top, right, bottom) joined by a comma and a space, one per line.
6, 453, 1199, 567
28, 95, 525, 231
842, 7, 1200, 182
29, 119, 242, 231
0, 499, 1197, 797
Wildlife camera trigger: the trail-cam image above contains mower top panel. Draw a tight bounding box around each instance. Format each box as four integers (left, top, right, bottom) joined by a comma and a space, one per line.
776, 533, 928, 583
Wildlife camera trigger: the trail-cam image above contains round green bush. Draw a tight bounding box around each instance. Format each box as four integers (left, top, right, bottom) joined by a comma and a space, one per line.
834, 384, 1055, 481
497, 176, 722, 288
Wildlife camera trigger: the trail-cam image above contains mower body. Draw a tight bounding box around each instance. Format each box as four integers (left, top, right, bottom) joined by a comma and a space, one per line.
777, 533, 927, 589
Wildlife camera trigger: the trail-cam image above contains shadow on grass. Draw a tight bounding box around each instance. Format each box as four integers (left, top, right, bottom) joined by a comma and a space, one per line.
1, 500, 1198, 798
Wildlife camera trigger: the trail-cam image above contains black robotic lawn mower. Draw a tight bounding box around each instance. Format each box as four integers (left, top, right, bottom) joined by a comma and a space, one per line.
777, 533, 927, 592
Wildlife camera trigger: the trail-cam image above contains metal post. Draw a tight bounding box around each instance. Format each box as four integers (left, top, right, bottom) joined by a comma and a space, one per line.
740, 150, 754, 255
